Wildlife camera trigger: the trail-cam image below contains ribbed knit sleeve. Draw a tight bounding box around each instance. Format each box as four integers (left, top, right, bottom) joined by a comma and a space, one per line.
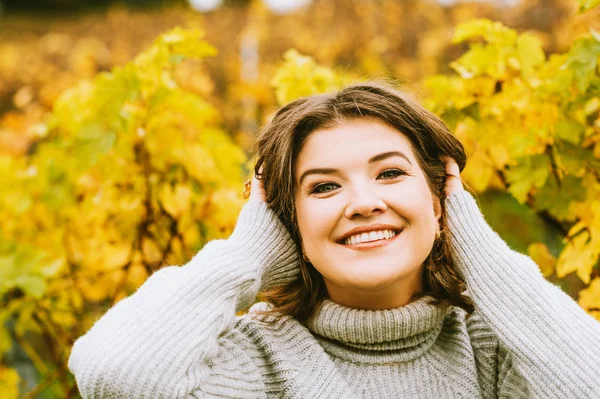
68, 200, 300, 399
446, 191, 600, 398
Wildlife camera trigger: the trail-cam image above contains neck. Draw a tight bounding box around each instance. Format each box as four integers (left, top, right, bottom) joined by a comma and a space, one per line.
306, 294, 450, 363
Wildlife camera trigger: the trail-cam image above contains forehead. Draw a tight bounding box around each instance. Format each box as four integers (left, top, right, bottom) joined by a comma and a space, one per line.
296, 119, 416, 168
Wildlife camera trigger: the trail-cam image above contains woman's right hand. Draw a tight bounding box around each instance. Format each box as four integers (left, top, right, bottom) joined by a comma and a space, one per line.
249, 171, 266, 202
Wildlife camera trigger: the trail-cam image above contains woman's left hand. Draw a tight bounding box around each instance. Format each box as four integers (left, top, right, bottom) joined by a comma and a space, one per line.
440, 156, 464, 198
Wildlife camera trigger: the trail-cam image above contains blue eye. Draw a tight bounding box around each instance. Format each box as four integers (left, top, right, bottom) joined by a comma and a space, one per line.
378, 169, 406, 179
310, 182, 339, 194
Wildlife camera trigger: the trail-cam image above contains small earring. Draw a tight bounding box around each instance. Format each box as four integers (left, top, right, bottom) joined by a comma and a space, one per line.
242, 179, 251, 200
435, 230, 441, 240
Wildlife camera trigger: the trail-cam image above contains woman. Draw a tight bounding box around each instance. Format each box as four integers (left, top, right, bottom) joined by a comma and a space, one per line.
68, 82, 600, 398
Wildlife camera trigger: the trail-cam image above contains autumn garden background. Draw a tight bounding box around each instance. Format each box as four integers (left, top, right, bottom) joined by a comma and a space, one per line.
1, 0, 599, 397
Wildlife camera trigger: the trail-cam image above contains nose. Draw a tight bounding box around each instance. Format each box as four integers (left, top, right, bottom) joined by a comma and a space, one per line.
344, 185, 387, 219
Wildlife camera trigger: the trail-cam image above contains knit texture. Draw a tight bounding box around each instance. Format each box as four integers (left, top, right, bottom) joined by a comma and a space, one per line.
68, 191, 600, 398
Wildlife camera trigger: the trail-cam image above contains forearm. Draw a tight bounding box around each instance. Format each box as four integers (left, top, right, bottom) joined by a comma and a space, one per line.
446, 191, 600, 397
68, 200, 299, 399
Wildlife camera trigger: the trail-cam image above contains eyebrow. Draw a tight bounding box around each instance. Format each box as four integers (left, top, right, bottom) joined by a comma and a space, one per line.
298, 151, 412, 185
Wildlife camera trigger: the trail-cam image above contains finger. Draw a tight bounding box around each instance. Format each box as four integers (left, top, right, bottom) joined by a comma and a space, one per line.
249, 171, 266, 202
439, 156, 463, 196
439, 156, 460, 178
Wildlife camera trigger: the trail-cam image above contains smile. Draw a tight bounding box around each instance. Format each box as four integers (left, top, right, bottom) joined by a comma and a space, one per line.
340, 229, 402, 250
344, 229, 396, 245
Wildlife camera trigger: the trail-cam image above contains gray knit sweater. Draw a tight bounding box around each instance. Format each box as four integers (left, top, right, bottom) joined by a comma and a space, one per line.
68, 191, 600, 398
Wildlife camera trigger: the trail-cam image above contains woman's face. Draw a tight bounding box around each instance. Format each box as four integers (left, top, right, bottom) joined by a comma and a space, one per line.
294, 118, 441, 309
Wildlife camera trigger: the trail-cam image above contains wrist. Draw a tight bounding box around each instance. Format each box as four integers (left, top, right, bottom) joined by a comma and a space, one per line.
228, 200, 300, 286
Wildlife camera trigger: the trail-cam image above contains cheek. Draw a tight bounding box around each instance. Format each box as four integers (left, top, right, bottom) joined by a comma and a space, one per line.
295, 198, 341, 249
390, 185, 437, 223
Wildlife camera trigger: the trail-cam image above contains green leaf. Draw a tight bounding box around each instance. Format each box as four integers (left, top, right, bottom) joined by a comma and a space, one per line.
72, 124, 117, 169
0, 242, 54, 298
451, 44, 499, 78
505, 155, 550, 203
563, 37, 600, 92
517, 33, 545, 76
535, 175, 586, 221
555, 140, 600, 176
169, 54, 186, 64
0, 322, 12, 355
453, 19, 517, 46
14, 276, 45, 299
578, 0, 600, 12
40, 258, 64, 278
555, 119, 585, 145
453, 19, 493, 44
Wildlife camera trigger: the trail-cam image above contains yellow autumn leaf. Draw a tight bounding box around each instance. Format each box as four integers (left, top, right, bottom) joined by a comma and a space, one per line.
462, 76, 496, 98
270, 49, 344, 105
178, 213, 202, 249
76, 276, 110, 302
202, 188, 245, 241
82, 241, 131, 272
81, 259, 129, 303
179, 145, 221, 184
527, 242, 556, 277
516, 33, 545, 77
452, 19, 517, 47
142, 237, 163, 266
158, 183, 191, 219
487, 142, 510, 169
0, 366, 20, 399
164, 237, 186, 266
579, 278, 600, 321
571, 200, 600, 239
556, 230, 600, 284
49, 309, 78, 329
127, 262, 149, 291
460, 150, 494, 193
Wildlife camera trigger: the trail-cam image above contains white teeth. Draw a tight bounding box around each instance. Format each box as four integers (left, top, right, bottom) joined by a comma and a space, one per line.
344, 229, 398, 245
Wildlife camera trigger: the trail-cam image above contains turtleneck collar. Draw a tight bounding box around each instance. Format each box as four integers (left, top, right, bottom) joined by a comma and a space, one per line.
306, 295, 451, 364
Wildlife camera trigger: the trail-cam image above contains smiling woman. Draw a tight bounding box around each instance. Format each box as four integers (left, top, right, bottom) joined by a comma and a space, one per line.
68, 82, 600, 399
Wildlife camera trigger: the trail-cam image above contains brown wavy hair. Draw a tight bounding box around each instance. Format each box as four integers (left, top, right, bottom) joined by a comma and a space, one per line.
254, 81, 473, 322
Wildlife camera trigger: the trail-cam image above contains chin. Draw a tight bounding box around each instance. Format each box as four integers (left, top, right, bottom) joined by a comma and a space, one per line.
340, 261, 422, 288
343, 270, 408, 291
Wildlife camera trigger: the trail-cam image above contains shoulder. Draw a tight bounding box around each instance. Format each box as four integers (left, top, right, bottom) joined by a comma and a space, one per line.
212, 302, 324, 378
201, 304, 314, 398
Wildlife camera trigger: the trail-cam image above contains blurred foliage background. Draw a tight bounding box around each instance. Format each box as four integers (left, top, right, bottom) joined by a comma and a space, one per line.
0, 0, 599, 397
